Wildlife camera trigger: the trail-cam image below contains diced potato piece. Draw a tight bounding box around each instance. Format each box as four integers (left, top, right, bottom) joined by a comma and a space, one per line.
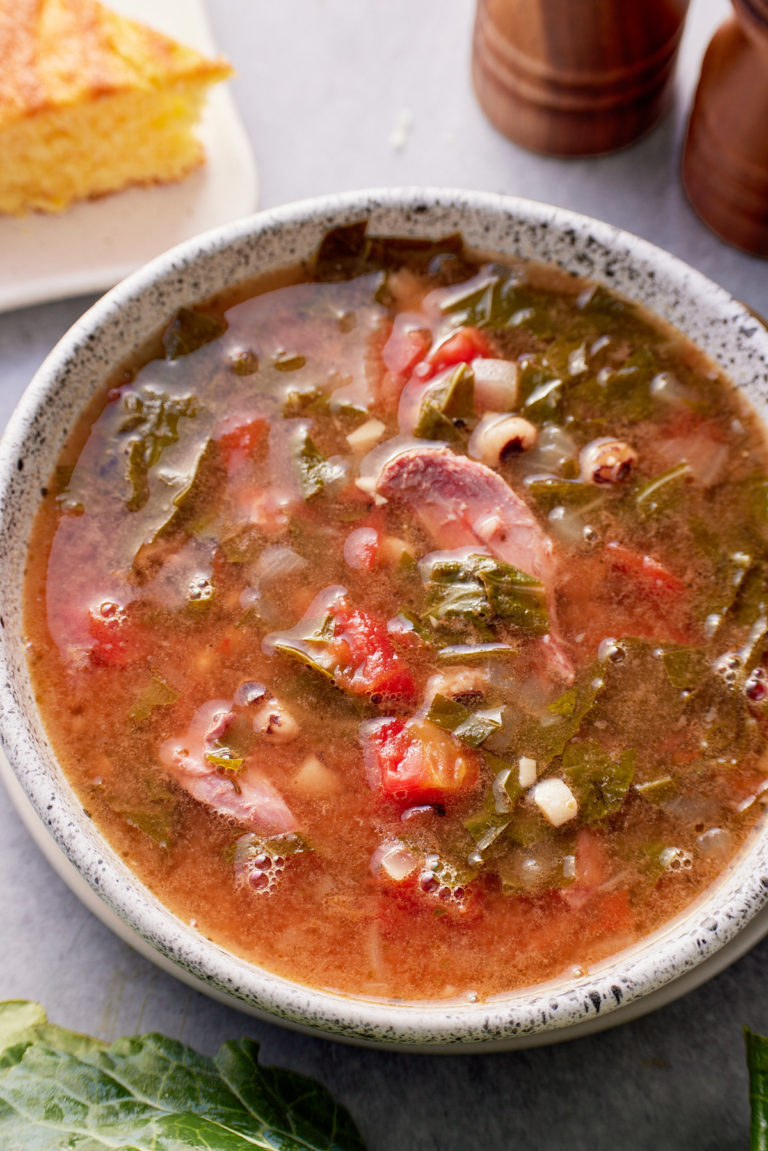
379, 534, 411, 565
530, 778, 578, 827
293, 754, 341, 795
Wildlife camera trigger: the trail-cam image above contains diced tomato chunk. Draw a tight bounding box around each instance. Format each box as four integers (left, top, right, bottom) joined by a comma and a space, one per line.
593, 889, 634, 935
330, 608, 416, 700
559, 540, 693, 652
573, 827, 612, 888
361, 716, 479, 802
604, 541, 687, 597
88, 600, 147, 667
423, 326, 493, 375
215, 414, 267, 468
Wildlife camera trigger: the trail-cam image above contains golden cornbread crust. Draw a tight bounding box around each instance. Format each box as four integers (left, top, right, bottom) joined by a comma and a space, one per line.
0, 0, 233, 214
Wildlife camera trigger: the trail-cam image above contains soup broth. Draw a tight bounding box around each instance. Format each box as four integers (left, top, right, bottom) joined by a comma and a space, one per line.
23, 225, 768, 1001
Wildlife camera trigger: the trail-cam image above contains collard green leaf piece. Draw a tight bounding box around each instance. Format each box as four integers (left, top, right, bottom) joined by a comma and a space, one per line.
0, 1001, 366, 1151
293, 428, 339, 500
264, 604, 338, 682
525, 476, 605, 515
130, 673, 180, 722
634, 776, 676, 804
314, 222, 466, 283
436, 266, 528, 329
163, 307, 227, 360
111, 386, 212, 547
464, 754, 526, 859
635, 461, 692, 519
314, 221, 370, 281
746, 1026, 768, 1151
418, 552, 548, 638
518, 361, 564, 423
112, 776, 178, 849
516, 667, 605, 765
412, 364, 475, 441
660, 646, 709, 692
464, 789, 512, 855
436, 642, 517, 663
562, 740, 636, 822
424, 693, 503, 748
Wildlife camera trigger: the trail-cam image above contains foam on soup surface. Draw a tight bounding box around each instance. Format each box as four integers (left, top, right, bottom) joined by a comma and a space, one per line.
23, 225, 768, 1000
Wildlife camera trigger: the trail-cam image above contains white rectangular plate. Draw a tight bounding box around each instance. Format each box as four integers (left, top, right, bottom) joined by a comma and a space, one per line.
0, 0, 257, 313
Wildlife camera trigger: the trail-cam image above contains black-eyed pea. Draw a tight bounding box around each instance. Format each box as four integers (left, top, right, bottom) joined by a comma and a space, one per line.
469, 413, 538, 466
579, 437, 638, 484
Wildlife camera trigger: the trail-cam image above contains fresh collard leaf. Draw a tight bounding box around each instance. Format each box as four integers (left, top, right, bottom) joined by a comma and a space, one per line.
562, 740, 636, 822
162, 307, 227, 360
747, 1027, 768, 1151
0, 1001, 366, 1151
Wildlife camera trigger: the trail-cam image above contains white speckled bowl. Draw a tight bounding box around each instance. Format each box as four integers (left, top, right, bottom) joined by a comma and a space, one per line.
3, 188, 768, 1052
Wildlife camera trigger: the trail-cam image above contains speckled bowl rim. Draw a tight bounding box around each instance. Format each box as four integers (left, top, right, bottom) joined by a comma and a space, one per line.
2, 187, 768, 1051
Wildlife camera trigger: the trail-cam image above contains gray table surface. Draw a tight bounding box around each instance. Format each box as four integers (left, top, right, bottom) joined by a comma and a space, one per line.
2, 1, 767, 1147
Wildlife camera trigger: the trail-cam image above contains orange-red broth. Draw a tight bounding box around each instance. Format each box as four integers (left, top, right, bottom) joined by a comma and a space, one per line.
23, 233, 768, 1001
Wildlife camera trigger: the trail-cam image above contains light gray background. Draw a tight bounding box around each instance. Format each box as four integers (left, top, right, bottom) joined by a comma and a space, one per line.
2, 1, 767, 1147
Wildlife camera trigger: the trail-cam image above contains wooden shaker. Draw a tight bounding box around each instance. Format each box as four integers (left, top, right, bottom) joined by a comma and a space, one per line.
471, 0, 691, 156
682, 0, 768, 257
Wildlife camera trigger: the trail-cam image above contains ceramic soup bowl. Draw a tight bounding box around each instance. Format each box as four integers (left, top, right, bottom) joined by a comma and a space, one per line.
2, 188, 768, 1052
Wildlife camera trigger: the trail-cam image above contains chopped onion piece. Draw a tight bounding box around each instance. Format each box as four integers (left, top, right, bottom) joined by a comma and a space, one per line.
255, 545, 308, 584
518, 755, 537, 788
370, 841, 420, 882
471, 357, 518, 411
346, 418, 386, 453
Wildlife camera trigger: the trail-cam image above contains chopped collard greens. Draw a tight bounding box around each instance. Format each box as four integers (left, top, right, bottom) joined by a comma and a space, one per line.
23, 222, 768, 1001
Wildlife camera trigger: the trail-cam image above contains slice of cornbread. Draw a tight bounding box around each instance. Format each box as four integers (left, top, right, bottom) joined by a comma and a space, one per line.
0, 0, 233, 215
